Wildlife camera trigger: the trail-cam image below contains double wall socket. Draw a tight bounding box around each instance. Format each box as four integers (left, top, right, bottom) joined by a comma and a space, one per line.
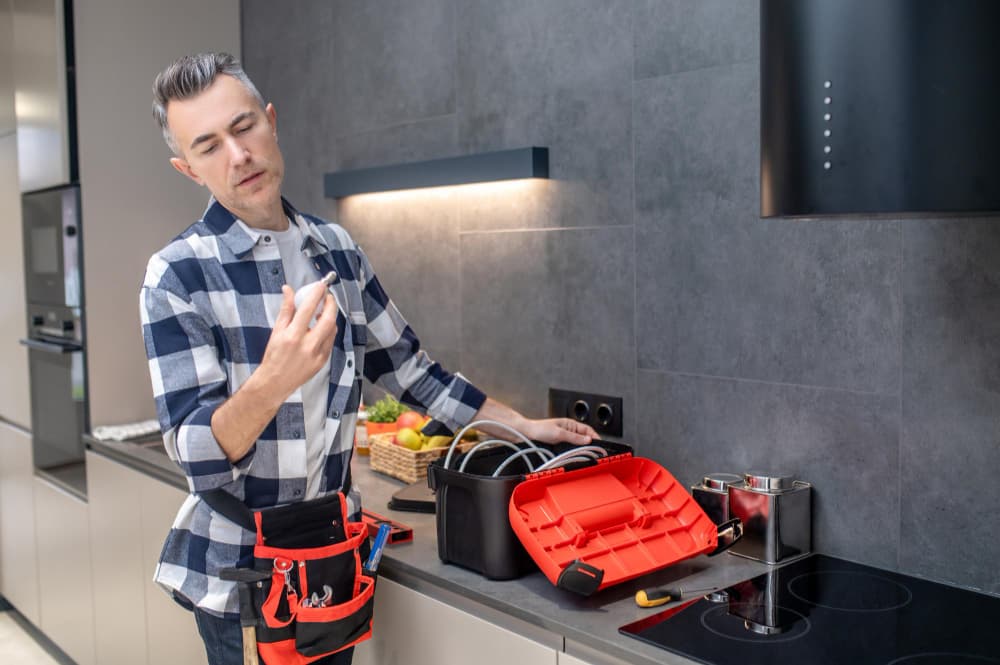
548, 388, 623, 438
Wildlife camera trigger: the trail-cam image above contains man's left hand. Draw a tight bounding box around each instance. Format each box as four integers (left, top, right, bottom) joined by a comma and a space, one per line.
522, 418, 599, 446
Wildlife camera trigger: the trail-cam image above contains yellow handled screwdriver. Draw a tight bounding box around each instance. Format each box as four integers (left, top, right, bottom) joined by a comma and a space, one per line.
635, 585, 718, 608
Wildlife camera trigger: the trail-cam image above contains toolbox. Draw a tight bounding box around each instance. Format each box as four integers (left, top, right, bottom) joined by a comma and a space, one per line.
428, 440, 741, 595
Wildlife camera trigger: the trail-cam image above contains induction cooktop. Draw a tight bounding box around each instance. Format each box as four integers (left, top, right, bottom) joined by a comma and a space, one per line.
619, 554, 1000, 665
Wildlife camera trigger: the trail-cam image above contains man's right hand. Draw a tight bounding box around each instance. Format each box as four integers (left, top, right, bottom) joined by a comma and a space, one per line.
258, 283, 339, 402
210, 282, 338, 462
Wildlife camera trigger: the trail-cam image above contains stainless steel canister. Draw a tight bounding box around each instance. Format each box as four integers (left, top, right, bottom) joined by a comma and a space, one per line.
727, 472, 811, 564
691, 473, 745, 526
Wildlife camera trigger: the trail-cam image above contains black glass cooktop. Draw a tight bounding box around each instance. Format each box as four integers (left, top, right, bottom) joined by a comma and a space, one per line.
620, 555, 1000, 665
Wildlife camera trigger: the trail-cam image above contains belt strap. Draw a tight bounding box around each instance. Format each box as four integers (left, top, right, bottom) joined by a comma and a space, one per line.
199, 466, 354, 532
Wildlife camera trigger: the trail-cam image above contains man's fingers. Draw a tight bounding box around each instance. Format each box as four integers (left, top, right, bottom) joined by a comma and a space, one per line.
290, 281, 326, 331
557, 418, 596, 445
274, 285, 295, 329
309, 293, 339, 343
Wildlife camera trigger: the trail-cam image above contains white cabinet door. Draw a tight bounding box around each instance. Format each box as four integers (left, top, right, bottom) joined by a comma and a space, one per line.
86, 451, 148, 665
353, 577, 558, 665
0, 422, 39, 624
558, 653, 598, 665
34, 475, 96, 665
0, 133, 30, 429
138, 473, 207, 665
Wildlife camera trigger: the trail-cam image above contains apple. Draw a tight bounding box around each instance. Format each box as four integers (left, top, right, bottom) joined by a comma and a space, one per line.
396, 411, 425, 431
394, 427, 424, 451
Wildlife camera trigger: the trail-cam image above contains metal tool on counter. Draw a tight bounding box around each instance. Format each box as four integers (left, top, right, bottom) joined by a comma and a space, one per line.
635, 585, 719, 608
727, 472, 812, 564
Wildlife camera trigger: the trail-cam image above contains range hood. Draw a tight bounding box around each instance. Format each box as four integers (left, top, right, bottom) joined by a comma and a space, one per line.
761, 0, 1000, 218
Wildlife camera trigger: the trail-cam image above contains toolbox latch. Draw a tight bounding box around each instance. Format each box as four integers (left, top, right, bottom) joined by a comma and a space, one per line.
556, 560, 604, 596
596, 453, 632, 466
525, 467, 567, 481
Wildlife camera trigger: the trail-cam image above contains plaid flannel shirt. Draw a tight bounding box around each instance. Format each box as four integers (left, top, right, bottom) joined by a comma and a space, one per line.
140, 198, 486, 618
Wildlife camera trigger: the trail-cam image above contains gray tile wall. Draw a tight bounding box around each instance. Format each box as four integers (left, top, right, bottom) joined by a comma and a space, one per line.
242, 0, 1000, 593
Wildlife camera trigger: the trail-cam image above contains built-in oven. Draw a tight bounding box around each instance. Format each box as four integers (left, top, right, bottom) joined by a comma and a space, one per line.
20, 184, 88, 493
20, 304, 87, 472
21, 185, 82, 308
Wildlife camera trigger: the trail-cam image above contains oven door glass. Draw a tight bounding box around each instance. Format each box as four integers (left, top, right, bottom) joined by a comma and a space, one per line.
21, 185, 81, 307
27, 340, 87, 470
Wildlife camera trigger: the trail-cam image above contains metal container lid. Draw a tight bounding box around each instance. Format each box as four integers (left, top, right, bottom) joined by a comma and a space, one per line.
701, 473, 745, 491
744, 472, 796, 491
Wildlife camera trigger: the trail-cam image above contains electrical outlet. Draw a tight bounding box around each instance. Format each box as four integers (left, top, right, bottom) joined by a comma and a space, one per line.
548, 388, 623, 438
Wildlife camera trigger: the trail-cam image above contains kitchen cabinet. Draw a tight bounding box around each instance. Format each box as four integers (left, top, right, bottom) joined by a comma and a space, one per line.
0, 133, 30, 429
353, 577, 558, 665
0, 421, 40, 624
0, 0, 15, 135
559, 655, 597, 665
85, 450, 206, 665
137, 465, 207, 665
33, 474, 95, 665
87, 451, 149, 664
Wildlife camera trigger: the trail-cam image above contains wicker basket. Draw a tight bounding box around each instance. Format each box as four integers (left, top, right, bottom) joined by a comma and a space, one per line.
368, 432, 478, 484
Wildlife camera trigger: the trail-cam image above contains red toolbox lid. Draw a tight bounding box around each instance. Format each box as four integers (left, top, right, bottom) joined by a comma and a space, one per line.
508, 456, 719, 595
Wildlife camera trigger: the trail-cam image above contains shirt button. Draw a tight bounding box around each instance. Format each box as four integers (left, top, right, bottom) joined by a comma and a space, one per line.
313, 262, 321, 271
271, 268, 279, 275
332, 410, 340, 419
293, 489, 302, 496
292, 431, 301, 438
347, 359, 353, 368
264, 235, 272, 243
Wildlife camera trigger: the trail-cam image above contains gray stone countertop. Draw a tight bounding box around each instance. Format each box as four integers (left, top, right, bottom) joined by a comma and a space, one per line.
352, 457, 772, 665
85, 437, 773, 665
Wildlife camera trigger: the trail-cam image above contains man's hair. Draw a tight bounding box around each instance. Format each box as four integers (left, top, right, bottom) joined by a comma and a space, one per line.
152, 52, 265, 155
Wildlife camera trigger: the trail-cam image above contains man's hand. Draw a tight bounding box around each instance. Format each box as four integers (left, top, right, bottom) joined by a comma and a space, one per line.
521, 417, 598, 446
210, 283, 338, 462
257, 283, 338, 401
471, 399, 599, 446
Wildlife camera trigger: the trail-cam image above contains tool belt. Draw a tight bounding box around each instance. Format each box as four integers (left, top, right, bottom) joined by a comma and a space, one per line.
203, 483, 376, 664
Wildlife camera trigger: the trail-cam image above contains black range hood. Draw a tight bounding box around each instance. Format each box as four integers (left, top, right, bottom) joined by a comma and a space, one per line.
761, 0, 1000, 218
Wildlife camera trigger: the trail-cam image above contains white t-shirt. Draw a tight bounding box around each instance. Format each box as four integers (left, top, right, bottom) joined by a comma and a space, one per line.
270, 218, 329, 499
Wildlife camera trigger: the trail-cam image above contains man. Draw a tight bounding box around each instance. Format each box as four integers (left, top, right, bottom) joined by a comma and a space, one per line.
140, 52, 597, 665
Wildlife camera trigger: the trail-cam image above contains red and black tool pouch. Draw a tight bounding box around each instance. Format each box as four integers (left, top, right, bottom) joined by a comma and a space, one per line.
205, 489, 376, 664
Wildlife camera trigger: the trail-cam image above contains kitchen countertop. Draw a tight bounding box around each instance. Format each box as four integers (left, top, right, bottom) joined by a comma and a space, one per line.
85, 436, 773, 665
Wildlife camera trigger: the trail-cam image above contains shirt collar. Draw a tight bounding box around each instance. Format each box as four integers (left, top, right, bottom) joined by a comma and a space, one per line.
201, 197, 331, 259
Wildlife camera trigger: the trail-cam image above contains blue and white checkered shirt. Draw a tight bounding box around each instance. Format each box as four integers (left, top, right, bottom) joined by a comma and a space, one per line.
140, 198, 486, 618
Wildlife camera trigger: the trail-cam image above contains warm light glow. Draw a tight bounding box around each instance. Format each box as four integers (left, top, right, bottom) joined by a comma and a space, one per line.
337, 178, 547, 206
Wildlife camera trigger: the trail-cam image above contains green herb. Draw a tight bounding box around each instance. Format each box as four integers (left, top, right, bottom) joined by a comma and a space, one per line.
367, 395, 408, 423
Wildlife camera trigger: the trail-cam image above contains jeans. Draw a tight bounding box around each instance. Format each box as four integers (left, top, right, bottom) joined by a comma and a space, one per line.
193, 606, 354, 665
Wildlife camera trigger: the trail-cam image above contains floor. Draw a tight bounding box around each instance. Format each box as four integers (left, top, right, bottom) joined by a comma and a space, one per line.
0, 611, 62, 665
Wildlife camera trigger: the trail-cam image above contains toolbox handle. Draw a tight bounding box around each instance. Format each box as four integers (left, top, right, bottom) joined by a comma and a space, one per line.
556, 560, 605, 596
707, 518, 743, 556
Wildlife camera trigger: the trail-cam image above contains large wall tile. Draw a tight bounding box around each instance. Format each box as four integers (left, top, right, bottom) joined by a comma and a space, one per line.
241, 0, 334, 56
460, 227, 636, 436
634, 62, 901, 394
246, 39, 330, 215
900, 219, 1000, 593
325, 115, 458, 173
319, 0, 456, 138
338, 189, 462, 362
455, 0, 633, 230
633, 0, 759, 80
638, 370, 900, 568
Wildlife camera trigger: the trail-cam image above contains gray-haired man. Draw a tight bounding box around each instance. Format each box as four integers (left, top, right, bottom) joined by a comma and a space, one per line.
141, 52, 597, 665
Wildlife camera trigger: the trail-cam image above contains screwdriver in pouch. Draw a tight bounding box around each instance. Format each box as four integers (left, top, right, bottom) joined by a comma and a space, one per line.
635, 585, 718, 608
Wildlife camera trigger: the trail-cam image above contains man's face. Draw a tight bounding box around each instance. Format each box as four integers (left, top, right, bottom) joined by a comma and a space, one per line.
166, 74, 285, 227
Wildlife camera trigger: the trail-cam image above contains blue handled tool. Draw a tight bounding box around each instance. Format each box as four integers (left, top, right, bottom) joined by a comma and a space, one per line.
364, 523, 391, 573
